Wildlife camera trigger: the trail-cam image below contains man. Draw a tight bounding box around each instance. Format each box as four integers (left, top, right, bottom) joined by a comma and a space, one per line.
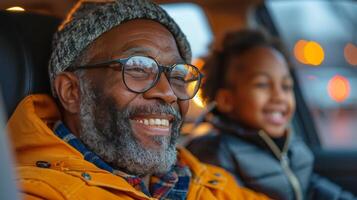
7, 0, 268, 199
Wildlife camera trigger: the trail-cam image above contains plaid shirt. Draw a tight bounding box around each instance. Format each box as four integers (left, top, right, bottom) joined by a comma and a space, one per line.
54, 121, 191, 200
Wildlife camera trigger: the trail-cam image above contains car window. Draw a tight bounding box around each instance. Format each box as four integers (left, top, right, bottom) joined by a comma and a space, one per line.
161, 3, 212, 122
161, 3, 213, 59
266, 1, 357, 149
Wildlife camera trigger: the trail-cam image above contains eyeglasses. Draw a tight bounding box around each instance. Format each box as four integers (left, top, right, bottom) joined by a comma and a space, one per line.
67, 55, 203, 100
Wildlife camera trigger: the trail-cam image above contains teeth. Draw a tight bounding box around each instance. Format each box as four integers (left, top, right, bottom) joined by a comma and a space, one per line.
155, 119, 161, 125
136, 118, 169, 127
271, 112, 283, 119
163, 119, 169, 126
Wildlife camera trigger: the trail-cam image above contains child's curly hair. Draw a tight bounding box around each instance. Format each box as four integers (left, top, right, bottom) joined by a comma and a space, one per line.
201, 29, 290, 103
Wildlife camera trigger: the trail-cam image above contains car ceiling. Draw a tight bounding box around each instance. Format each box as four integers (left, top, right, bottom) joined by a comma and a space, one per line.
0, 0, 262, 39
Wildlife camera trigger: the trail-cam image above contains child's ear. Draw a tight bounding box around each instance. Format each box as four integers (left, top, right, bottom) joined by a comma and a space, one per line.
215, 89, 234, 113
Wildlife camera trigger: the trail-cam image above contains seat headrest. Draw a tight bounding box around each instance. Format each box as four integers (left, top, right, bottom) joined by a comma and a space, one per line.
0, 11, 60, 117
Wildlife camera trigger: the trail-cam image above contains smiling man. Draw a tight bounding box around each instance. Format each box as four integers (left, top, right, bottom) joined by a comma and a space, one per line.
7, 0, 269, 199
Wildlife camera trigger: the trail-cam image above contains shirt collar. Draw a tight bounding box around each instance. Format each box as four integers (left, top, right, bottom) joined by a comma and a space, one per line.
53, 121, 191, 199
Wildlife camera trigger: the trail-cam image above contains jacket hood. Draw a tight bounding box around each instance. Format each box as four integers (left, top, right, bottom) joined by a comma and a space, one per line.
7, 95, 83, 167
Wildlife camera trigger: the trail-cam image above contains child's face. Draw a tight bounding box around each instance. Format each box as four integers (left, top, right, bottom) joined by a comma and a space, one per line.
221, 46, 295, 138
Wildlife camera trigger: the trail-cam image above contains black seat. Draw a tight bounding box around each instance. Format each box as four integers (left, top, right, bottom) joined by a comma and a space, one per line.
0, 11, 60, 117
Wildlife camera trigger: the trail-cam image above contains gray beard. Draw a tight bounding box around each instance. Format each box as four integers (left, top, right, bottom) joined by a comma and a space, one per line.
77, 80, 181, 176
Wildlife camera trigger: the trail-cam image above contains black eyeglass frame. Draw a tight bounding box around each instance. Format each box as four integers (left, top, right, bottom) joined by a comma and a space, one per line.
67, 56, 204, 100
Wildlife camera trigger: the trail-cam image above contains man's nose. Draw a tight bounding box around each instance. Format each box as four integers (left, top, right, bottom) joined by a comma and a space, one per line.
142, 74, 177, 104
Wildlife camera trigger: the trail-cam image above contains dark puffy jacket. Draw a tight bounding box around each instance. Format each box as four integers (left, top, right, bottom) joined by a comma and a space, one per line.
187, 114, 356, 200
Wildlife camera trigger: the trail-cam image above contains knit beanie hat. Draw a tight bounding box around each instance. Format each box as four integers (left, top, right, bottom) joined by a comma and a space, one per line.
48, 0, 191, 95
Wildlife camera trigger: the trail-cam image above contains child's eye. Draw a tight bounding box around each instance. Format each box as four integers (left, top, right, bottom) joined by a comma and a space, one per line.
282, 84, 294, 91
255, 82, 269, 88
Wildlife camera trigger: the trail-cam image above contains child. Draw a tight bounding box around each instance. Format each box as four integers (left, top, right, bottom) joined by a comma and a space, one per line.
187, 29, 356, 200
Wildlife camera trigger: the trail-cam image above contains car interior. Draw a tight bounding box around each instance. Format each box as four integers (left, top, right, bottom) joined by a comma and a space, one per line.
0, 0, 356, 197
0, 91, 19, 200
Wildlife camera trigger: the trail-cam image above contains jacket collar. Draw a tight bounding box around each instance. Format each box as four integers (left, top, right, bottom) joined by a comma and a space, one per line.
208, 112, 292, 154
8, 94, 227, 196
7, 94, 83, 166
210, 113, 258, 137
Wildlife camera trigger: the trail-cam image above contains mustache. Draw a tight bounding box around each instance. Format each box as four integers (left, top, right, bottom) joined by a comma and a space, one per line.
123, 102, 182, 121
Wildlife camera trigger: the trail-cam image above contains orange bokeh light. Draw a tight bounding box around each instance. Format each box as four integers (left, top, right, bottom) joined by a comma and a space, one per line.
294, 40, 309, 64
188, 80, 205, 108
191, 58, 205, 108
293, 40, 324, 66
327, 75, 350, 103
344, 43, 357, 66
192, 58, 205, 69
304, 41, 324, 66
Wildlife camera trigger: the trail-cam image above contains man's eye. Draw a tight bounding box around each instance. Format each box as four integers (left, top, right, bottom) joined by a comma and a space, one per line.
125, 68, 150, 78
170, 76, 186, 87
128, 67, 146, 72
171, 76, 185, 81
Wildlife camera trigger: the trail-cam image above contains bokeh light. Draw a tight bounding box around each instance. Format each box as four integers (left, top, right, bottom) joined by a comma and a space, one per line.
294, 40, 324, 66
193, 89, 205, 108
192, 58, 205, 69
294, 40, 309, 64
187, 77, 205, 108
304, 41, 324, 66
191, 57, 205, 108
344, 43, 357, 66
6, 7, 25, 12
327, 75, 350, 103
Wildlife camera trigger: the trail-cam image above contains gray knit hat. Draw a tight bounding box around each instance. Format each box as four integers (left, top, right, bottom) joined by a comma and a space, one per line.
49, 0, 191, 95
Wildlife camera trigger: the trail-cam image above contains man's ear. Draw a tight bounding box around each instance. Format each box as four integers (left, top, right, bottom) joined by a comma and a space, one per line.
54, 72, 81, 114
215, 89, 234, 114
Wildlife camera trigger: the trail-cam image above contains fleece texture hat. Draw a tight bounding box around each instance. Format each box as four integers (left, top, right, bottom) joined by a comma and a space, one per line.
49, 0, 191, 95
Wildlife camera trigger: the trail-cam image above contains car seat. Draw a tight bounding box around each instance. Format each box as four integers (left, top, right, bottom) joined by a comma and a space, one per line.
0, 10, 60, 117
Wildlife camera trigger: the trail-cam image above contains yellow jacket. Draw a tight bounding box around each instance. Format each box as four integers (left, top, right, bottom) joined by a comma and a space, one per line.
7, 95, 269, 200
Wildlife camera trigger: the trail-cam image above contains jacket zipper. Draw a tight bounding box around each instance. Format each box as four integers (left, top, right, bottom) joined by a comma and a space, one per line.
258, 130, 303, 200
